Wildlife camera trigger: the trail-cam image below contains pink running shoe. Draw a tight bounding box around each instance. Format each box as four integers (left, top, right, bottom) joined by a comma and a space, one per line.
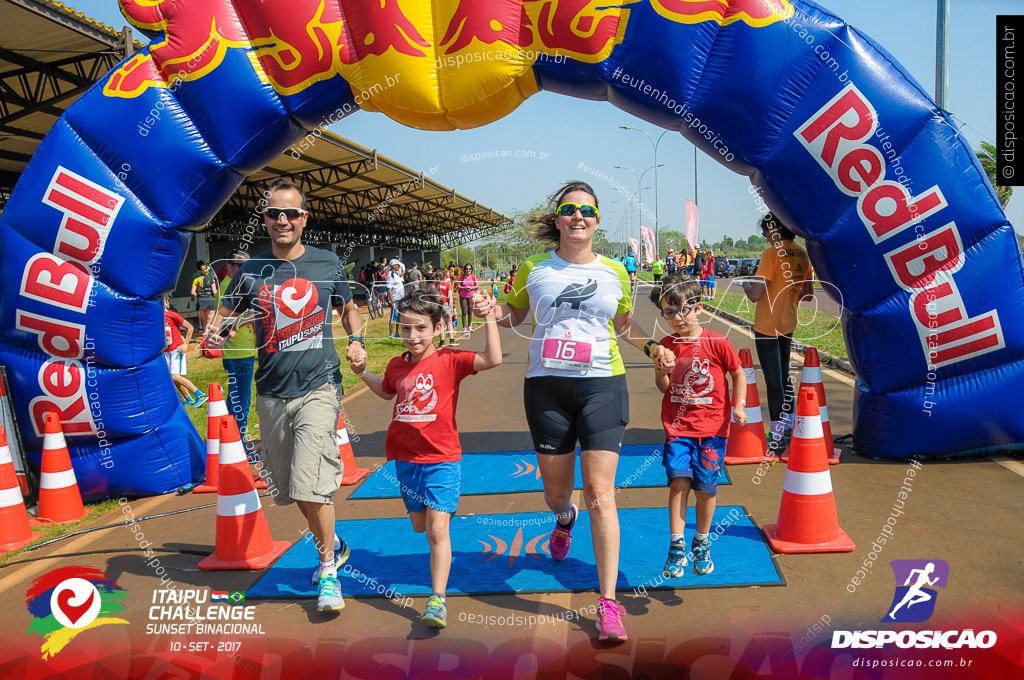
596, 597, 627, 641
548, 504, 577, 561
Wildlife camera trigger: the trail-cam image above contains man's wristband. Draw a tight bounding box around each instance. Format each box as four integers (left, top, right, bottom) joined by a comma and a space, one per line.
358, 370, 368, 378
735, 399, 746, 406
644, 339, 659, 358
349, 336, 364, 346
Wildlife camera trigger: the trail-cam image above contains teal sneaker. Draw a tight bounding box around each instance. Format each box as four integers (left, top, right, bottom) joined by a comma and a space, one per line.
692, 538, 714, 576
662, 541, 688, 578
311, 540, 351, 584
317, 573, 345, 612
191, 390, 208, 408
182, 393, 195, 406
421, 595, 447, 628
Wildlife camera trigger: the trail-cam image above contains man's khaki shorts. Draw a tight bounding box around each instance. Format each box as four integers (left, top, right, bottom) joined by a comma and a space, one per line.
256, 382, 342, 505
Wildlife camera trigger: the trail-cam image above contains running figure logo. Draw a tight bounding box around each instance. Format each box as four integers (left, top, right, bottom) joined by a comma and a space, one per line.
882, 559, 949, 623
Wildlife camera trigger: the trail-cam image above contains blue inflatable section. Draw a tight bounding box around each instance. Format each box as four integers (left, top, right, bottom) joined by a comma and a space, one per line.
0, 0, 1021, 499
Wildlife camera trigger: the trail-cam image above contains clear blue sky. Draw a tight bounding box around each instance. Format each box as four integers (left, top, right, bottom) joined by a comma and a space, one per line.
70, 0, 1020, 249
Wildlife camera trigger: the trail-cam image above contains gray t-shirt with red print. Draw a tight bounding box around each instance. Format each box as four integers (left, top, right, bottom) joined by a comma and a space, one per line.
221, 247, 352, 399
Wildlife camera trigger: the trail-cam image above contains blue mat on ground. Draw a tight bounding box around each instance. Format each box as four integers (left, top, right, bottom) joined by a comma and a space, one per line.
349, 444, 730, 499
247, 506, 783, 599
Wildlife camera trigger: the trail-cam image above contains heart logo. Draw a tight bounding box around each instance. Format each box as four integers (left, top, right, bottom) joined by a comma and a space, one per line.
275, 278, 318, 318
49, 578, 101, 629
57, 588, 95, 625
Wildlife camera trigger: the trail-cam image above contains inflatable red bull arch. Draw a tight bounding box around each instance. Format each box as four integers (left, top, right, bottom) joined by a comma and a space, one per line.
1, 0, 1022, 499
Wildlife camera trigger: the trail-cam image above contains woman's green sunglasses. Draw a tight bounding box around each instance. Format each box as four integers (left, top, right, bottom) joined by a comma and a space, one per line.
556, 202, 599, 219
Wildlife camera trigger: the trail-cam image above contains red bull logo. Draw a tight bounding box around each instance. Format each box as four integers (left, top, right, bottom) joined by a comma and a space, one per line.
651, 0, 793, 27
477, 527, 550, 567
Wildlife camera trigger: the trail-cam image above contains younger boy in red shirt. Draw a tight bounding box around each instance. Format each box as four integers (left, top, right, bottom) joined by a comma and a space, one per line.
350, 291, 500, 628
650, 274, 746, 576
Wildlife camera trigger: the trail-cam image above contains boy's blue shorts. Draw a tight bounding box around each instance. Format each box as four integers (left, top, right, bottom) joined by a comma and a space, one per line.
664, 436, 725, 494
706, 274, 716, 288
394, 460, 461, 513
391, 306, 400, 323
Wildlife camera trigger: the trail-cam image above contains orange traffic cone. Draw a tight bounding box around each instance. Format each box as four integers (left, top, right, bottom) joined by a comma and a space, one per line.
337, 410, 368, 485
0, 379, 29, 497
34, 413, 86, 525
193, 413, 220, 494
206, 383, 265, 490
763, 387, 855, 554
199, 415, 289, 570
0, 426, 35, 552
725, 349, 773, 464
783, 347, 840, 465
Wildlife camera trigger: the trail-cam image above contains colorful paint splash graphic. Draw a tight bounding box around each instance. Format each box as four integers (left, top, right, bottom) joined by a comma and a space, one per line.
25, 566, 129, 659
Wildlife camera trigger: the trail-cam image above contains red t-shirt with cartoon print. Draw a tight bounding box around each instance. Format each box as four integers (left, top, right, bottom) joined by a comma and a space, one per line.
382, 348, 478, 463
660, 328, 740, 438
164, 310, 186, 352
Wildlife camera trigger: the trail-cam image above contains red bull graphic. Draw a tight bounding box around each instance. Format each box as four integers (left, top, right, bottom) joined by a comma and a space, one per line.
477, 527, 551, 566
650, 0, 794, 27
0, 0, 1021, 504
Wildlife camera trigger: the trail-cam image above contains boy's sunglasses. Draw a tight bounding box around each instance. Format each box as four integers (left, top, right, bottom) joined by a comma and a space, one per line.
556, 202, 599, 219
263, 207, 308, 220
660, 302, 700, 319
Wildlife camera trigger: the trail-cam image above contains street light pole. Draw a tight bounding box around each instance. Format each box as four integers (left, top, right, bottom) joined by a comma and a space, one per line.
620, 126, 670, 255
615, 164, 659, 260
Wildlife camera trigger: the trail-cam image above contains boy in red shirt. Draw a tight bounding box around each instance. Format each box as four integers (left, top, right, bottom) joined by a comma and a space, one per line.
650, 274, 746, 576
350, 291, 500, 628
163, 295, 207, 407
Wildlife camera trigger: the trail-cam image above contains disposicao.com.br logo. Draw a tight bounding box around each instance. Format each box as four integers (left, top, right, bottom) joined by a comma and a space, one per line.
832, 559, 997, 650
26, 566, 129, 659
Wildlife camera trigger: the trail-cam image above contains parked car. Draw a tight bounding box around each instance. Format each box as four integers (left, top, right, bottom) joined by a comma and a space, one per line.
726, 258, 742, 277
736, 258, 760, 277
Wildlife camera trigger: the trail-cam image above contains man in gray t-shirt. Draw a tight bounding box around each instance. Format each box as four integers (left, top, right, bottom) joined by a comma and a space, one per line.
209, 178, 365, 614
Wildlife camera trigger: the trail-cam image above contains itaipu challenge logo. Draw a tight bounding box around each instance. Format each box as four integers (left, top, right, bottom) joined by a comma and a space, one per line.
26, 566, 128, 659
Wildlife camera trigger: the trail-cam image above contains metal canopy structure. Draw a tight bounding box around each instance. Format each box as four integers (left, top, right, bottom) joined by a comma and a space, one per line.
210, 131, 511, 251
0, 0, 510, 250
0, 0, 137, 189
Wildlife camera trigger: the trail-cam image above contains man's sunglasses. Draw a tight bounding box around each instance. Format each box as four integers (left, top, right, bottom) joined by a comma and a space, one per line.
660, 302, 700, 319
263, 207, 307, 220
556, 202, 599, 219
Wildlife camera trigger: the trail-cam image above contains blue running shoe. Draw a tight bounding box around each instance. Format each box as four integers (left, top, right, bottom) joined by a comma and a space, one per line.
663, 541, 688, 578
191, 390, 208, 408
421, 595, 447, 628
692, 538, 714, 576
317, 573, 345, 612
312, 540, 351, 584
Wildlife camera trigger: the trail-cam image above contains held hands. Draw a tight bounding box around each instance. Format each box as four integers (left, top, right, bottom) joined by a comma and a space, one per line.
471, 290, 496, 319
733, 405, 748, 427
346, 342, 367, 372
348, 346, 368, 375
651, 344, 675, 375
203, 329, 233, 349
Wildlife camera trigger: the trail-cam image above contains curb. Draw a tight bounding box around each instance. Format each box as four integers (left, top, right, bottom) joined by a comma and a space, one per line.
706, 305, 856, 378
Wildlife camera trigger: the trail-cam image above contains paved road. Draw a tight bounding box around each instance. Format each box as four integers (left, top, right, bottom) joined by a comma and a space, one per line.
0, 284, 1020, 677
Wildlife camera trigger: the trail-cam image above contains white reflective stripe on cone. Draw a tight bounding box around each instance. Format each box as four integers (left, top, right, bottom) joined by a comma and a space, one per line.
0, 446, 11, 465
336, 428, 350, 446
801, 366, 823, 383
209, 401, 228, 418
743, 404, 763, 424
744, 368, 756, 383
42, 431, 67, 451
218, 441, 248, 466
206, 438, 219, 455
820, 405, 830, 423
783, 469, 834, 496
793, 415, 824, 440
0, 486, 24, 508
40, 468, 78, 489
217, 490, 261, 517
